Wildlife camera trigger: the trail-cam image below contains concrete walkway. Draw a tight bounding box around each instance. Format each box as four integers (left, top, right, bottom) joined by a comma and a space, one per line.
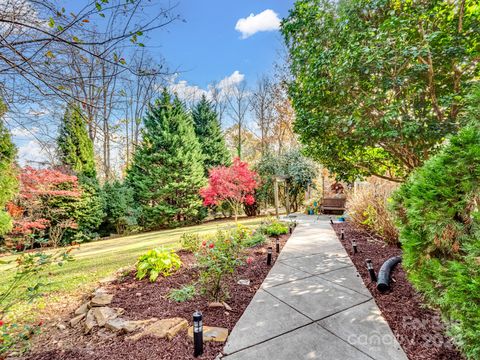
222, 215, 407, 360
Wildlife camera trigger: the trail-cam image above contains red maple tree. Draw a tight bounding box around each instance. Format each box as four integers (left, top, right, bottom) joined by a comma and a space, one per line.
200, 158, 258, 221
8, 167, 81, 248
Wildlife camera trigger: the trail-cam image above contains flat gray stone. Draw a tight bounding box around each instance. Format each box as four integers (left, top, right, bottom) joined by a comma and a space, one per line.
266, 276, 370, 321
261, 263, 311, 288
318, 300, 408, 360
223, 323, 371, 360
279, 253, 351, 275
224, 289, 310, 354
317, 266, 371, 296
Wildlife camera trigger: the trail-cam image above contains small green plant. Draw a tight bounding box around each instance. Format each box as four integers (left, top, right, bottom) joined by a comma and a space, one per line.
243, 231, 267, 248
167, 284, 196, 302
196, 231, 243, 301
1, 322, 41, 355
136, 249, 182, 282
264, 222, 289, 237
180, 232, 201, 253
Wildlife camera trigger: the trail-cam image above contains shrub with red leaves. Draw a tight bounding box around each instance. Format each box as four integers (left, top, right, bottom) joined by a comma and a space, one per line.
200, 158, 258, 221
6, 167, 82, 248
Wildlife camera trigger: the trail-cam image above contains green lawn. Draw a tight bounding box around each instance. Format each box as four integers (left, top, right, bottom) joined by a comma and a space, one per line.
1, 217, 262, 323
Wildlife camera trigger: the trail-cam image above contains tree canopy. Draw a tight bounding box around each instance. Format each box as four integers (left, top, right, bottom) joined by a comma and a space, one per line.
127, 90, 206, 229
192, 95, 231, 173
0, 101, 18, 235
256, 149, 318, 212
200, 158, 258, 221
282, 0, 480, 182
57, 103, 97, 178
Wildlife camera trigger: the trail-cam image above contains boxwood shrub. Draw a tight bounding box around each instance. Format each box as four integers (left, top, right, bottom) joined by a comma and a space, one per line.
391, 124, 480, 359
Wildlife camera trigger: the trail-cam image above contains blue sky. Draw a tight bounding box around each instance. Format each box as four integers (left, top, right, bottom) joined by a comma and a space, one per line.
155, 0, 295, 90
12, 1, 295, 165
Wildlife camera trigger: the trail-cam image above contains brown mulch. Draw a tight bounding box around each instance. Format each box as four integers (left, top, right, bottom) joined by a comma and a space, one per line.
19, 233, 290, 360
332, 221, 464, 360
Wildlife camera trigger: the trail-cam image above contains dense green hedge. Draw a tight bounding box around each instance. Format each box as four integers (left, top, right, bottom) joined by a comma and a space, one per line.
392, 124, 480, 359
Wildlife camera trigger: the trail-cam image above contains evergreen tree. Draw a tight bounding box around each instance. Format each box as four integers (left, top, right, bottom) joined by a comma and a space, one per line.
101, 180, 138, 235
57, 103, 96, 178
192, 95, 231, 173
57, 103, 104, 242
0, 101, 18, 235
127, 90, 206, 229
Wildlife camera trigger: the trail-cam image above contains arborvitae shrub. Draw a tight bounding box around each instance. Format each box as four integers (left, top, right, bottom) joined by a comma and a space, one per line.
392, 124, 480, 359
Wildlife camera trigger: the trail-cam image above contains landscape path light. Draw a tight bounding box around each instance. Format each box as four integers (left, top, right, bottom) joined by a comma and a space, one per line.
193, 311, 203, 357
366, 259, 377, 282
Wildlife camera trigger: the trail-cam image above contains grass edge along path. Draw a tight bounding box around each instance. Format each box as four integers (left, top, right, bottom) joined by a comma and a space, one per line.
1, 217, 263, 324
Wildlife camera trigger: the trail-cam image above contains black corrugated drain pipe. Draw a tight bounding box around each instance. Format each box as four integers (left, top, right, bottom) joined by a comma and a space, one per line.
376, 256, 402, 293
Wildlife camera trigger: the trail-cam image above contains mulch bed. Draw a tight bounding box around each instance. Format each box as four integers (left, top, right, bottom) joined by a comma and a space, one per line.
332, 221, 464, 360
19, 233, 290, 360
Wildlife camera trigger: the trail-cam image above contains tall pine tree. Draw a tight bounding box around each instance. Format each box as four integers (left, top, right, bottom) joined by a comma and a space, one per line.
127, 90, 206, 229
192, 95, 231, 174
57, 103, 104, 241
57, 103, 96, 178
0, 100, 18, 235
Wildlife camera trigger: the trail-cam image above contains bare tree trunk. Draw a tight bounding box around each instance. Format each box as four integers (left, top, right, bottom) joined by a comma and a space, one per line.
226, 81, 250, 160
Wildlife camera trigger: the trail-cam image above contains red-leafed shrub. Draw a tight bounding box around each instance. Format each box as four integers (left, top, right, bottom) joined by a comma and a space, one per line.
200, 158, 258, 221
7, 167, 82, 248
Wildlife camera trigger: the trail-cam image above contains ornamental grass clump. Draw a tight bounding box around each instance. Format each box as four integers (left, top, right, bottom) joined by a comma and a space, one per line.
136, 248, 182, 282
347, 180, 399, 245
391, 123, 480, 359
195, 231, 243, 301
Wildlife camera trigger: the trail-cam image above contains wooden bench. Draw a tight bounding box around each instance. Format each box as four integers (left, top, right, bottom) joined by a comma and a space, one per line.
320, 198, 346, 214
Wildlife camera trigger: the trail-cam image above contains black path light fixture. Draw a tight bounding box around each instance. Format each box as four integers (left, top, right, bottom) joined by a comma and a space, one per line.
275, 237, 280, 253
267, 247, 272, 265
341, 228, 345, 240
366, 259, 377, 282
330, 216, 334, 225
352, 239, 358, 254
193, 311, 203, 357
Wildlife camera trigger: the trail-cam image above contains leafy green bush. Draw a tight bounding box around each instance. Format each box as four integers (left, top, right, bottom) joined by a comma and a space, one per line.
167, 285, 196, 302
243, 231, 267, 248
101, 180, 139, 235
136, 249, 182, 282
196, 231, 243, 301
264, 222, 289, 237
391, 124, 480, 359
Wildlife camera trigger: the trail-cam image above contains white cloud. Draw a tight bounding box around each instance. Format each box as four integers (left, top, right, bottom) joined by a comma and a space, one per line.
168, 70, 245, 103
235, 9, 281, 39
17, 140, 49, 166
10, 126, 39, 137
169, 79, 208, 103
218, 71, 245, 90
